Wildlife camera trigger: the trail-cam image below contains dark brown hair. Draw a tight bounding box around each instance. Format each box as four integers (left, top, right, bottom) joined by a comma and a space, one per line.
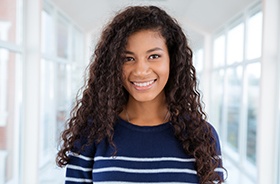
57, 5, 225, 183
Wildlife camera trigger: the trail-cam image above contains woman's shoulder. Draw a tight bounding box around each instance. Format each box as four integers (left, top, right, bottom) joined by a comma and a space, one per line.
206, 122, 222, 154
207, 122, 220, 139
71, 135, 96, 157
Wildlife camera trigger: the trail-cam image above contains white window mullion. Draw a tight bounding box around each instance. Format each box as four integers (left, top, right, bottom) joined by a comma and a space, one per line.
222, 31, 228, 148
12, 54, 23, 184
277, 23, 280, 184
205, 37, 212, 121
239, 12, 247, 167
257, 0, 280, 183
21, 0, 42, 183
211, 3, 263, 184
0, 50, 8, 126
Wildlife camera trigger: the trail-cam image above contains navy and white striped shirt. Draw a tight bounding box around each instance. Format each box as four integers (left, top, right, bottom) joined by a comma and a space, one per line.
65, 118, 223, 184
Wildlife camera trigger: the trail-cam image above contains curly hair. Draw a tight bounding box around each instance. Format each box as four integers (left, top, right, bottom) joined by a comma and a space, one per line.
56, 5, 224, 184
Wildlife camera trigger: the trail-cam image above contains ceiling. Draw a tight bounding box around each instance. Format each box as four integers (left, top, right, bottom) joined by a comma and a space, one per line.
49, 0, 258, 48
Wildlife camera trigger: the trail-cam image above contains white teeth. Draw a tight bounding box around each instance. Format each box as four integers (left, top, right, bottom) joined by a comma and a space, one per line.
133, 80, 154, 87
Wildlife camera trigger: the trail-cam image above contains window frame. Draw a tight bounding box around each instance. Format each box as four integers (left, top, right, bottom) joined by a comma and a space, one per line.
210, 3, 262, 183
0, 0, 23, 183
39, 0, 85, 169
277, 31, 280, 184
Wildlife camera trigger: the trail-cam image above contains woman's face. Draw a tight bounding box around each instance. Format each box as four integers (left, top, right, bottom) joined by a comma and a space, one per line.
122, 29, 170, 103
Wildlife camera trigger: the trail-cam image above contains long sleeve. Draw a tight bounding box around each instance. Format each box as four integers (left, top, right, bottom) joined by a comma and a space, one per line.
65, 139, 95, 184
209, 123, 225, 180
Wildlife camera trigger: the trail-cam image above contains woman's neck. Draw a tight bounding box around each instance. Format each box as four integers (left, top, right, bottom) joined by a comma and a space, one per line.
121, 95, 169, 126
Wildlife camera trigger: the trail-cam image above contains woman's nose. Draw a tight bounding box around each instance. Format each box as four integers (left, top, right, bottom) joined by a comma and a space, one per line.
133, 59, 150, 76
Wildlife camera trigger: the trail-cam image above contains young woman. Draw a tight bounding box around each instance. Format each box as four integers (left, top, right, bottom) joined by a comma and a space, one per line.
57, 5, 225, 184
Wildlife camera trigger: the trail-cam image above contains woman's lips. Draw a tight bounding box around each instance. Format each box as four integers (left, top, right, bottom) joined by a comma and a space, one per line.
131, 79, 156, 91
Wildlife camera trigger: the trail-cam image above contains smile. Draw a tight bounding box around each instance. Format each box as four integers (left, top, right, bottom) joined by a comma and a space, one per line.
132, 80, 156, 87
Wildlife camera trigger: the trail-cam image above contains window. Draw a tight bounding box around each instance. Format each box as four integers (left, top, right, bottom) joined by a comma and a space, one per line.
193, 48, 204, 91
56, 63, 72, 139
1, 0, 84, 183
41, 9, 55, 56
39, 2, 85, 183
73, 28, 84, 62
244, 11, 262, 167
211, 70, 224, 131
245, 63, 260, 164
227, 23, 244, 65
0, 49, 22, 184
213, 35, 225, 67
0, 0, 22, 183
40, 60, 72, 158
193, 49, 204, 73
246, 12, 262, 60
71, 28, 85, 93
211, 35, 226, 132
57, 17, 69, 59
40, 59, 56, 159
226, 66, 242, 151
0, 0, 22, 45
211, 5, 262, 183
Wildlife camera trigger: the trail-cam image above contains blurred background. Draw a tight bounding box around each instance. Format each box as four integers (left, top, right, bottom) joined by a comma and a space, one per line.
0, 0, 279, 183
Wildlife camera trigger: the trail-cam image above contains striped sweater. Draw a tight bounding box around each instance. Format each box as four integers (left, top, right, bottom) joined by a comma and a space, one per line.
65, 117, 223, 184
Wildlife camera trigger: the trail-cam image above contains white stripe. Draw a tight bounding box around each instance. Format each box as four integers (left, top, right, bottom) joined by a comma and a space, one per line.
214, 155, 223, 159
70, 152, 94, 161
93, 182, 197, 184
214, 167, 224, 172
93, 167, 197, 174
67, 164, 92, 172
94, 156, 195, 162
66, 177, 92, 183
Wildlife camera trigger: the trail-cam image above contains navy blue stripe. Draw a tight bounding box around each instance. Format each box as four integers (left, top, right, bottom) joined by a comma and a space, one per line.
68, 155, 93, 167
66, 168, 92, 179
65, 181, 83, 184
93, 172, 199, 183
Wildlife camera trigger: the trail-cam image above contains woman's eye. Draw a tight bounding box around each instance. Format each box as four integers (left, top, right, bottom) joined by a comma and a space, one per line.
124, 57, 134, 62
148, 54, 160, 59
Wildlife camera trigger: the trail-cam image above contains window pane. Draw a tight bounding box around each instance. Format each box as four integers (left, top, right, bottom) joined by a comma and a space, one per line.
40, 60, 72, 163
0, 0, 22, 44
226, 67, 242, 151
227, 23, 244, 65
247, 12, 263, 60
246, 63, 260, 164
40, 59, 56, 161
57, 18, 69, 59
193, 49, 203, 73
73, 28, 84, 61
56, 64, 72, 140
213, 35, 225, 67
0, 49, 22, 183
41, 10, 55, 55
211, 70, 224, 130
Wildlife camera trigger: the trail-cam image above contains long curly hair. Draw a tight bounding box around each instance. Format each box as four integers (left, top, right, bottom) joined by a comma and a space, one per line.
57, 5, 224, 183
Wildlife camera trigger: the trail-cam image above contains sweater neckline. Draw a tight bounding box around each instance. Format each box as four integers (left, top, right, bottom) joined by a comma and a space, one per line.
117, 117, 171, 132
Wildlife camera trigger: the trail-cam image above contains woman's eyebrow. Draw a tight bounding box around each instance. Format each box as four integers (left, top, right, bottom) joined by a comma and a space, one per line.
146, 47, 163, 53
124, 47, 163, 55
124, 50, 134, 55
